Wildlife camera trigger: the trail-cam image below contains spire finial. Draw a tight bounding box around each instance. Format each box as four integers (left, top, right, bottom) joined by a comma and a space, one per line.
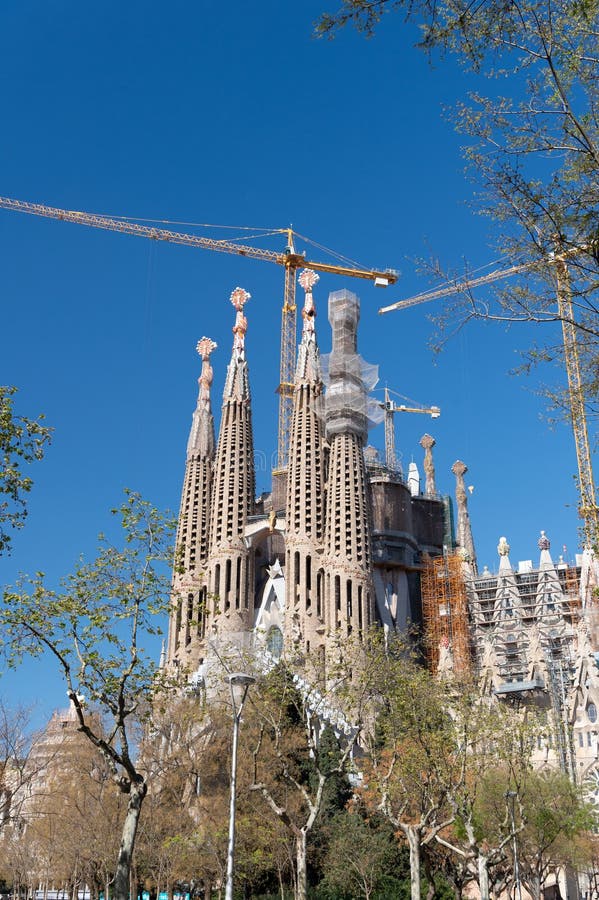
196, 337, 217, 407
497, 536, 510, 557
230, 287, 250, 359
538, 530, 550, 551
420, 433, 436, 497
299, 269, 319, 339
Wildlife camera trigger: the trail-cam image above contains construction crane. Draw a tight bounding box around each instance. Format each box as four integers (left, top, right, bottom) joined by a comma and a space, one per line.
0, 195, 397, 472
379, 387, 440, 471
379, 253, 599, 548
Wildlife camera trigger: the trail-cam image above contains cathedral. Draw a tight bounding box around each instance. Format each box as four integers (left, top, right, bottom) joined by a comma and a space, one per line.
164, 272, 451, 687
163, 270, 599, 794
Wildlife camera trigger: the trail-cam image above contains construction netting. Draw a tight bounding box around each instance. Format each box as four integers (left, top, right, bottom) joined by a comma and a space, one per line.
320, 289, 383, 441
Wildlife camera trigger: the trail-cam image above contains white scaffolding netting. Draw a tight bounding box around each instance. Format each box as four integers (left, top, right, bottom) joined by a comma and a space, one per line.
321, 289, 383, 440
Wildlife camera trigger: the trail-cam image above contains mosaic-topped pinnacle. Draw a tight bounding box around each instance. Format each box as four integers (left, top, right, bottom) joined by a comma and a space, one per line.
195, 337, 217, 407
299, 268, 319, 293
230, 287, 250, 359
230, 286, 251, 311
538, 530, 551, 551
197, 336, 218, 361
299, 269, 319, 338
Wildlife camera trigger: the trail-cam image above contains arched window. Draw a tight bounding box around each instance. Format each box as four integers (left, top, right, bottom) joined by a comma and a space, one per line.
266, 626, 283, 659
588, 703, 597, 724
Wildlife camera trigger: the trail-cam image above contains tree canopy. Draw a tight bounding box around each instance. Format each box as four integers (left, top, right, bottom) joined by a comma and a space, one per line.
0, 385, 51, 555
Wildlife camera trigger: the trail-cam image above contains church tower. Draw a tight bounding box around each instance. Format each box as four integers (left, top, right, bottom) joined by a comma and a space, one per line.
285, 270, 327, 668
322, 289, 375, 652
166, 336, 217, 672
205, 287, 256, 646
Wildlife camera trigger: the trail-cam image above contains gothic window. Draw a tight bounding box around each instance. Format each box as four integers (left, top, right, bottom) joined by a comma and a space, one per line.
589, 703, 598, 724
266, 626, 283, 659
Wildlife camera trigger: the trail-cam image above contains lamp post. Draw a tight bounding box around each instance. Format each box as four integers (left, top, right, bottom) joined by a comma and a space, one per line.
506, 790, 523, 900
225, 672, 255, 900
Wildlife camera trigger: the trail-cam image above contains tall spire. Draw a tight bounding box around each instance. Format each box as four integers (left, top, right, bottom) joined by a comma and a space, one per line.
285, 270, 326, 669
420, 434, 436, 497
452, 459, 477, 575
323, 290, 374, 657
206, 288, 256, 642
166, 336, 217, 671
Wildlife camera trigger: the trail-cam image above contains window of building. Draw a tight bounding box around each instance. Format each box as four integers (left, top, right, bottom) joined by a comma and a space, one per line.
588, 703, 597, 724
266, 626, 283, 659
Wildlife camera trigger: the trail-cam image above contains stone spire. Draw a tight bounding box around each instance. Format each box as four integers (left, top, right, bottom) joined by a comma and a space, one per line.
420, 434, 436, 497
285, 270, 327, 669
166, 336, 217, 671
322, 290, 374, 657
206, 288, 256, 643
452, 460, 477, 575
535, 531, 564, 619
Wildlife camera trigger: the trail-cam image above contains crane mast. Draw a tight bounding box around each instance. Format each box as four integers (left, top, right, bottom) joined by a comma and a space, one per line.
0, 196, 397, 473
381, 387, 440, 471
380, 252, 598, 548
555, 258, 599, 548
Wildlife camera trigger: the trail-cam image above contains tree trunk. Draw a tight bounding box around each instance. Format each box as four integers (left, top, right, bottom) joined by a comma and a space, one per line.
478, 852, 490, 900
405, 825, 421, 900
295, 831, 308, 900
113, 781, 147, 900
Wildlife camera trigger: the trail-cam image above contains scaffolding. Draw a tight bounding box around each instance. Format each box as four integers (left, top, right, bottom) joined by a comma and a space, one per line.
421, 553, 473, 676
563, 565, 582, 620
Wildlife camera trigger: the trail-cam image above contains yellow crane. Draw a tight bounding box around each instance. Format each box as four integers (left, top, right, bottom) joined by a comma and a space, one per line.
379, 387, 440, 471
0, 195, 397, 472
379, 253, 599, 548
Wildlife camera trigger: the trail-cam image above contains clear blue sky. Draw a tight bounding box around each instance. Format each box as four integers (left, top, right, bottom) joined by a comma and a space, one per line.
1, 1, 586, 721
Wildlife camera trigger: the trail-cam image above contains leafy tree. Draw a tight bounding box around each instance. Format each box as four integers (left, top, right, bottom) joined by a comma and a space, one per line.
0, 385, 51, 555
321, 811, 408, 900
316, 0, 599, 420
431, 684, 539, 899
247, 665, 355, 900
516, 769, 596, 900
348, 635, 456, 900
0, 492, 176, 900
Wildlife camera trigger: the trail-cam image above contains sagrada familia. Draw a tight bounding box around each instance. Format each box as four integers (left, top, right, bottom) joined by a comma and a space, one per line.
164, 273, 448, 682
163, 271, 599, 789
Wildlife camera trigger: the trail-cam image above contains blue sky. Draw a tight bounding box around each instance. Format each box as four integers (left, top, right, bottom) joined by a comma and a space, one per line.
1, 1, 587, 722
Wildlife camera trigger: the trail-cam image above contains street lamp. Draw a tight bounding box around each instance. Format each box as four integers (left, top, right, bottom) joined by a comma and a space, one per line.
506, 790, 523, 900
225, 672, 255, 900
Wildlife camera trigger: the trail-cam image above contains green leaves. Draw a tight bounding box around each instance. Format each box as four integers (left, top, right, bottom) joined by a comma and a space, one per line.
0, 385, 52, 555
0, 491, 176, 759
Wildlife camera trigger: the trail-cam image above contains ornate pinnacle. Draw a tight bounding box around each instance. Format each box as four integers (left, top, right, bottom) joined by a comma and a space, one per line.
538, 530, 551, 551
497, 536, 510, 557
299, 269, 319, 338
420, 433, 436, 497
197, 336, 217, 361
451, 459, 467, 479
230, 287, 250, 358
299, 269, 319, 293
230, 286, 251, 311
195, 337, 217, 407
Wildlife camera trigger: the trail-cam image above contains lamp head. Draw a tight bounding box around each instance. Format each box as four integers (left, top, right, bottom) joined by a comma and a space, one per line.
227, 672, 256, 710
